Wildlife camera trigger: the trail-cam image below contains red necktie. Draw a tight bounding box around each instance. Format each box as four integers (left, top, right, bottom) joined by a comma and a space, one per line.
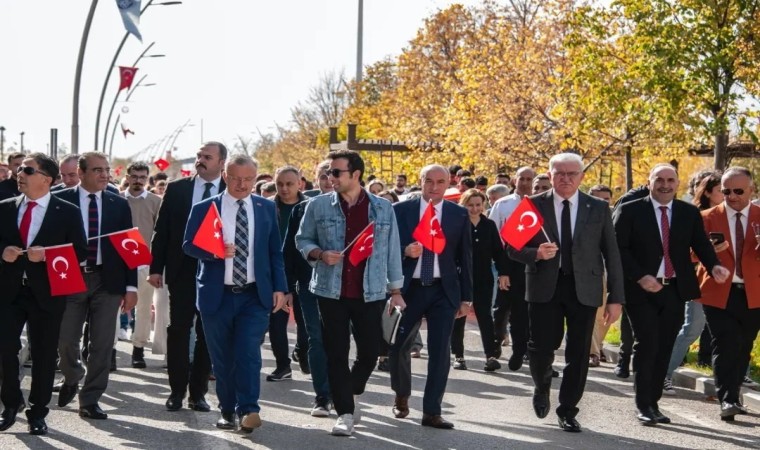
19, 201, 37, 248
659, 206, 675, 278
735, 212, 744, 278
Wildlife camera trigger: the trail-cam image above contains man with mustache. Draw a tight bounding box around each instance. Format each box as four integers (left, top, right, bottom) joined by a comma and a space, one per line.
122, 162, 161, 368
149, 142, 226, 412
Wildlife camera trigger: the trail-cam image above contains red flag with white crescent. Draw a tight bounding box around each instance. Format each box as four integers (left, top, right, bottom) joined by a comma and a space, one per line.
412, 202, 446, 254
119, 66, 138, 92
500, 197, 544, 251
348, 222, 375, 266
154, 158, 170, 171
45, 244, 86, 296
192, 202, 225, 259
107, 228, 152, 269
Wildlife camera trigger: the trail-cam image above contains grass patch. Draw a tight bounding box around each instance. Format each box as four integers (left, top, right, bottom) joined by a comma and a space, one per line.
604, 320, 621, 346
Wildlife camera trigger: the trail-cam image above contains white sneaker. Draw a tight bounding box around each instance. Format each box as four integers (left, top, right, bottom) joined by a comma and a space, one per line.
353, 395, 361, 424
663, 378, 676, 396
331, 414, 354, 436
118, 328, 129, 341
743, 376, 758, 387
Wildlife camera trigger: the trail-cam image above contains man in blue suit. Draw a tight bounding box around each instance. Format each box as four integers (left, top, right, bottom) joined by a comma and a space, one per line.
390, 164, 473, 429
182, 153, 287, 433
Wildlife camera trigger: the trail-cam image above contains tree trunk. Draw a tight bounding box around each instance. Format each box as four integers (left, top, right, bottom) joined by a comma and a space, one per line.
714, 132, 729, 171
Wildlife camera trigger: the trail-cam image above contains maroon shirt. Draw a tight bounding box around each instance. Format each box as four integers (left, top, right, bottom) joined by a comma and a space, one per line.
340, 190, 370, 300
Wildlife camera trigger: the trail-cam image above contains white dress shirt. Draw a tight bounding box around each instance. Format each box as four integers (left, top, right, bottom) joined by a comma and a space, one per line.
192, 176, 222, 206
78, 187, 103, 265
726, 203, 750, 283
17, 192, 51, 246
221, 192, 255, 285
413, 198, 442, 279
488, 192, 521, 230
651, 197, 674, 278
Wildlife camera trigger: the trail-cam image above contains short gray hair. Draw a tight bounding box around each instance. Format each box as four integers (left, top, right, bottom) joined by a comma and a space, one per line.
515, 166, 536, 178
59, 154, 79, 166
548, 153, 583, 172
648, 163, 678, 181
224, 153, 259, 171
486, 184, 509, 198
722, 166, 754, 186
419, 164, 449, 182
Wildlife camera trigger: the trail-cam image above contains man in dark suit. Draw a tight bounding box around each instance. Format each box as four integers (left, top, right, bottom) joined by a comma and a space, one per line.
182, 153, 287, 432
508, 153, 625, 433
390, 164, 472, 429
149, 142, 226, 412
613, 163, 728, 425
0, 153, 86, 435
0, 152, 25, 201
53, 152, 137, 420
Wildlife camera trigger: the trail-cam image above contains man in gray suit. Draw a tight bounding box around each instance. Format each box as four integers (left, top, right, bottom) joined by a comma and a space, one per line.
508, 153, 624, 433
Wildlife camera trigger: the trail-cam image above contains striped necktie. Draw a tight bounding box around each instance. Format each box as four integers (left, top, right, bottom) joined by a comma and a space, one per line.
87, 193, 99, 266
232, 199, 249, 286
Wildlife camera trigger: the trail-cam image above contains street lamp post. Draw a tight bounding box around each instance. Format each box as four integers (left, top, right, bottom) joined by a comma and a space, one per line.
0, 126, 5, 161
93, 0, 182, 151
108, 76, 156, 158
20, 132, 25, 153
356, 0, 363, 83
71, 0, 100, 155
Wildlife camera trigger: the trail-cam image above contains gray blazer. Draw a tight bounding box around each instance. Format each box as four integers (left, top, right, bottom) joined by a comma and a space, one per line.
508, 190, 625, 307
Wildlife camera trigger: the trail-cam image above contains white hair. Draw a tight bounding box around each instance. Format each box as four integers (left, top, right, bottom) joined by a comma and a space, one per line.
486, 184, 509, 198
225, 153, 259, 171
419, 164, 449, 181
548, 153, 583, 172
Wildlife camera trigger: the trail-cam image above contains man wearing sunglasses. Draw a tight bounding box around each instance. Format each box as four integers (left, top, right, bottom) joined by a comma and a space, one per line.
0, 152, 26, 201
613, 163, 729, 426
0, 153, 87, 435
695, 167, 760, 422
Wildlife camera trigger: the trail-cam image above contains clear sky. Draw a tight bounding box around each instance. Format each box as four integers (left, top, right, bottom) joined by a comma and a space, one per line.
0, 0, 480, 160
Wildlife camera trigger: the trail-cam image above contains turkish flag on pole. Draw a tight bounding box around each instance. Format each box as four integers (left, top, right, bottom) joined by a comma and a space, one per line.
121, 123, 134, 138
108, 228, 152, 269
412, 202, 446, 254
180, 169, 191, 177
348, 222, 375, 266
45, 244, 86, 296
154, 158, 169, 171
118, 66, 138, 92
192, 202, 225, 259
500, 197, 544, 251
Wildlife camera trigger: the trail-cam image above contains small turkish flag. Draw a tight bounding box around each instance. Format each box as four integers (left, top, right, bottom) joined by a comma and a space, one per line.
443, 187, 461, 203
45, 244, 86, 296
180, 169, 191, 177
118, 66, 138, 92
121, 123, 135, 138
348, 222, 375, 266
114, 166, 123, 177
154, 158, 169, 171
192, 202, 225, 259
500, 197, 544, 251
108, 227, 152, 269
413, 202, 446, 254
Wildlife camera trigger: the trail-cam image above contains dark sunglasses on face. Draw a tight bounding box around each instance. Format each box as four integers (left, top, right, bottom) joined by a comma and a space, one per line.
721, 188, 745, 196
18, 166, 49, 177
327, 168, 351, 178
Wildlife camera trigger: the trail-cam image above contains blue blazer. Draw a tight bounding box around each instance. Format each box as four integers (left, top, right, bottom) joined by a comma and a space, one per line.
393, 198, 473, 307
182, 194, 287, 315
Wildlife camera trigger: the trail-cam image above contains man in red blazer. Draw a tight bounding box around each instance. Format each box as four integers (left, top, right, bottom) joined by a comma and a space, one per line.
696, 167, 760, 422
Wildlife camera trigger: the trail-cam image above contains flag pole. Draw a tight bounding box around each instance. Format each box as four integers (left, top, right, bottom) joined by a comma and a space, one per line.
341, 221, 375, 255
19, 243, 74, 254
87, 227, 139, 241
540, 226, 551, 243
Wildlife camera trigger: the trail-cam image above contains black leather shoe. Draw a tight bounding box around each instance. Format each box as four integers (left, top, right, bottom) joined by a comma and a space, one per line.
165, 396, 183, 411
637, 407, 658, 426
558, 416, 581, 432
720, 402, 741, 421
216, 412, 235, 430
188, 397, 211, 412
58, 383, 78, 407
421, 413, 454, 429
551, 369, 560, 378
131, 347, 147, 369
532, 388, 550, 419
652, 407, 671, 424
508, 353, 523, 371
614, 360, 630, 379
28, 417, 47, 435
0, 407, 18, 431
79, 404, 108, 420
53, 379, 63, 393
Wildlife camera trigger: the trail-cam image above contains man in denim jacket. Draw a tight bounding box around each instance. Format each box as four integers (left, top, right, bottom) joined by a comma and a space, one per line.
296, 150, 405, 437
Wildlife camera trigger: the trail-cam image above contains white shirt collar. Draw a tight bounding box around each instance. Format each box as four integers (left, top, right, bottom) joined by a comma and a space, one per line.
725, 202, 750, 218
196, 176, 222, 189
650, 197, 673, 210
420, 197, 443, 212
78, 185, 102, 199
23, 192, 51, 208
552, 189, 579, 207
222, 190, 250, 205
125, 189, 148, 199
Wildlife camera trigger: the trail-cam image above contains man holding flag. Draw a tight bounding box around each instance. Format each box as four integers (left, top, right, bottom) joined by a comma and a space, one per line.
296, 150, 404, 437
389, 164, 473, 430
0, 153, 87, 435
507, 153, 624, 433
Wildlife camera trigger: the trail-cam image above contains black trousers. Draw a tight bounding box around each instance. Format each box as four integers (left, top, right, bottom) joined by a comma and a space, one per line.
451, 283, 498, 358
704, 285, 760, 404
318, 297, 384, 416
494, 270, 529, 358
528, 274, 596, 419
625, 283, 684, 411
618, 307, 634, 363
167, 279, 210, 400
292, 294, 309, 358
0, 286, 63, 420
268, 309, 291, 370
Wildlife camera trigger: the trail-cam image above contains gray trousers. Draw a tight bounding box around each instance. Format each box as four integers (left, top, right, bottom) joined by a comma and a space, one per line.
58, 272, 122, 406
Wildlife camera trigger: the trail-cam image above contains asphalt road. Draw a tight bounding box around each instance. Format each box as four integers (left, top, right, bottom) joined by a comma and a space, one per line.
1, 319, 758, 449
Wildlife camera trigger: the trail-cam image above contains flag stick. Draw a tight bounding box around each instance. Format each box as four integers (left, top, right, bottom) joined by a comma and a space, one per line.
19, 243, 74, 254
87, 227, 139, 241
541, 226, 551, 243
340, 221, 375, 255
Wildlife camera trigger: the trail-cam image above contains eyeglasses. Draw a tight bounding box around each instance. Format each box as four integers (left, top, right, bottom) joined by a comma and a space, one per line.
128, 174, 149, 181
721, 188, 745, 196
552, 171, 581, 179
17, 166, 50, 177
327, 168, 351, 178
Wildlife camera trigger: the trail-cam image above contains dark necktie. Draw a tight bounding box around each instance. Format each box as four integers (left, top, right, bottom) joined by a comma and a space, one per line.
19, 201, 37, 248
202, 182, 214, 200
87, 193, 99, 266
232, 199, 249, 286
735, 212, 744, 279
659, 206, 675, 278
561, 199, 573, 275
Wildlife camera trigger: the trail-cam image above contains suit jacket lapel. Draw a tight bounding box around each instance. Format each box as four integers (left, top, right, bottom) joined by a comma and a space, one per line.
642, 197, 665, 255
407, 198, 421, 237
540, 192, 559, 242
573, 192, 591, 242
714, 204, 734, 260
10, 197, 24, 246
30, 196, 58, 247
251, 195, 264, 256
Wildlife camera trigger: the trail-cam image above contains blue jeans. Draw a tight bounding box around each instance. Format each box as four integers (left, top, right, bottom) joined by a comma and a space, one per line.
201, 288, 270, 416
298, 281, 330, 400
666, 301, 705, 377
